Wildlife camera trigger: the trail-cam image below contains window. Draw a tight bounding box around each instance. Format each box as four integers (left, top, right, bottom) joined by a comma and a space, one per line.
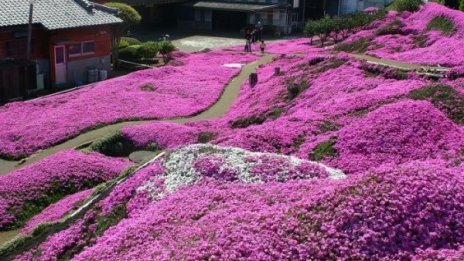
5, 39, 27, 58
82, 41, 96, 54
68, 43, 82, 56
68, 41, 96, 57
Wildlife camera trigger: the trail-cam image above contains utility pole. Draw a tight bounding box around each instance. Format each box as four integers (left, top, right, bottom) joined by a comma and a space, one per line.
27, 1, 34, 60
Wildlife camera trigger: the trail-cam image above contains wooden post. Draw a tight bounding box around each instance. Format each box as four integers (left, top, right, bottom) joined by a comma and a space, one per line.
249, 73, 258, 87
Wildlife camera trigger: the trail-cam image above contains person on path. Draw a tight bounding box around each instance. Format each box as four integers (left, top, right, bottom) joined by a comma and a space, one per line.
260, 40, 266, 54
244, 28, 252, 52
256, 21, 263, 42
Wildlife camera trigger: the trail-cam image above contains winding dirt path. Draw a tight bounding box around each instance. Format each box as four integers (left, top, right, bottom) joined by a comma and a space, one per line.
351, 54, 450, 72
0, 54, 275, 175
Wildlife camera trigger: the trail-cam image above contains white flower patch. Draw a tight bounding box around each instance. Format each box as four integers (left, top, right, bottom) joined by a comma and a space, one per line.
138, 144, 346, 202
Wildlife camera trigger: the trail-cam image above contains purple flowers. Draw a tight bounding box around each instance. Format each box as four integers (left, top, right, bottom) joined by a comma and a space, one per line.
0, 150, 130, 229
0, 50, 258, 159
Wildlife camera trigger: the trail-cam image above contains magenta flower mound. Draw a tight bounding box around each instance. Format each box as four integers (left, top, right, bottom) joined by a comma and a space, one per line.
99, 161, 164, 216
365, 3, 464, 66
334, 100, 464, 173
121, 121, 200, 149
21, 189, 93, 235
0, 150, 130, 229
68, 160, 464, 260
0, 50, 258, 159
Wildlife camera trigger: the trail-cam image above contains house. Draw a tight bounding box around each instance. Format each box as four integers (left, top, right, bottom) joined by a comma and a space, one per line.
0, 0, 122, 102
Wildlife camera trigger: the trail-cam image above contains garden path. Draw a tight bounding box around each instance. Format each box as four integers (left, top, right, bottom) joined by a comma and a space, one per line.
352, 53, 450, 72
0, 54, 275, 176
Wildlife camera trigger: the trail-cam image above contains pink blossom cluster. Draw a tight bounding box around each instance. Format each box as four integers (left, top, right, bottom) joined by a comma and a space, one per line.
0, 150, 130, 229
21, 189, 93, 235
365, 3, 464, 66
46, 160, 464, 260
333, 100, 464, 173
121, 121, 200, 149
0, 50, 258, 159
99, 161, 164, 216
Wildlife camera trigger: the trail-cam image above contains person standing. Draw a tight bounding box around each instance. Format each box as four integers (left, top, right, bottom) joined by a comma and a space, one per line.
256, 21, 263, 42
244, 28, 252, 52
260, 40, 266, 54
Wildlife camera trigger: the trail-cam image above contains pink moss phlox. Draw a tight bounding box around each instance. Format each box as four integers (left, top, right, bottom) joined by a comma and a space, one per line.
122, 122, 200, 149
0, 50, 258, 158
21, 189, 93, 235
334, 100, 464, 173
71, 160, 464, 260
0, 150, 130, 229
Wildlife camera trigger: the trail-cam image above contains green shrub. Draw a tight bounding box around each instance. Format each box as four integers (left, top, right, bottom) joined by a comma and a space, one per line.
119, 45, 141, 61
104, 3, 142, 25
158, 40, 176, 55
389, 0, 423, 12
309, 138, 338, 161
121, 37, 141, 46
140, 83, 157, 92
198, 132, 216, 143
293, 135, 305, 150
119, 39, 130, 49
286, 80, 309, 100
314, 58, 347, 73
375, 19, 404, 36
137, 41, 159, 59
95, 205, 127, 236
231, 115, 266, 128
408, 85, 464, 125
335, 38, 370, 53
317, 120, 340, 133
89, 131, 136, 157
426, 16, 455, 35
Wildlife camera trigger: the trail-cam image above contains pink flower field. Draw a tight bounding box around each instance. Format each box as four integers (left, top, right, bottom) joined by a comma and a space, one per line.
0, 150, 130, 230
2, 2, 464, 260
0, 50, 258, 159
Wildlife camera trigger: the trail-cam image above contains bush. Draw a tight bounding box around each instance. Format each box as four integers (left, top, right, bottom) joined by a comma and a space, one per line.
90, 131, 136, 157
375, 19, 404, 36
286, 80, 309, 100
158, 40, 176, 54
121, 37, 141, 46
104, 2, 141, 25
119, 39, 130, 49
335, 38, 370, 53
408, 85, 464, 125
309, 138, 338, 161
119, 45, 141, 61
389, 0, 423, 12
426, 16, 455, 35
137, 41, 159, 59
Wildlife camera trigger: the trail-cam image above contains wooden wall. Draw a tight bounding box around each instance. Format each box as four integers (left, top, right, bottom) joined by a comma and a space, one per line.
0, 26, 50, 60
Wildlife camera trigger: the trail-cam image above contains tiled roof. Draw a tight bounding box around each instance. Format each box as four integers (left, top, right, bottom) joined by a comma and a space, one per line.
0, 0, 122, 30
110, 0, 188, 7
192, 1, 281, 12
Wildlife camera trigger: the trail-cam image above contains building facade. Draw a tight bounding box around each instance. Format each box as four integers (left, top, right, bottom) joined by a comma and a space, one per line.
0, 0, 121, 102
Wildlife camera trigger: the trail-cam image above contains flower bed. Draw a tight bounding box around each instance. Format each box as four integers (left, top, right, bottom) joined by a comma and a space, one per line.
0, 50, 258, 159
0, 150, 130, 230
64, 160, 464, 260
21, 189, 93, 235
332, 100, 464, 173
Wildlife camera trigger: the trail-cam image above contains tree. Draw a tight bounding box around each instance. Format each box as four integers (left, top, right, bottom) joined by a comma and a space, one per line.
304, 20, 317, 45
317, 16, 334, 47
331, 16, 344, 43
104, 2, 142, 67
